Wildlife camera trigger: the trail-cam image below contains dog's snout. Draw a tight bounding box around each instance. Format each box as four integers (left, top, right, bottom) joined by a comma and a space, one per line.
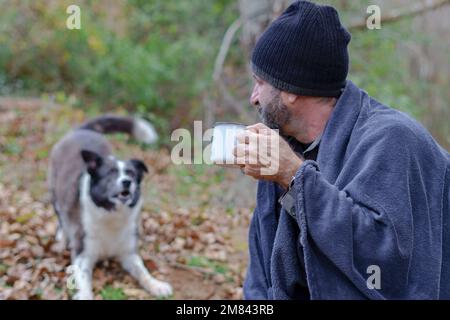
122, 179, 131, 188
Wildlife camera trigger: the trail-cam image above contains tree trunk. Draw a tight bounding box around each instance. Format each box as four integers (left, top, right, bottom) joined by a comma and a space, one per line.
238, 0, 294, 56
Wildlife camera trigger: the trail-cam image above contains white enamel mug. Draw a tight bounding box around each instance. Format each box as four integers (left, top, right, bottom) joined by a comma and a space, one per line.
210, 122, 246, 166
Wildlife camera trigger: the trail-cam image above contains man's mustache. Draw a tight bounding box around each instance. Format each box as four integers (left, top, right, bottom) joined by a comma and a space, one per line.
256, 105, 263, 116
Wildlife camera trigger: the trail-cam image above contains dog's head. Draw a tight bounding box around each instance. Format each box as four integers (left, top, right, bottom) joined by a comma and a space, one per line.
81, 150, 148, 210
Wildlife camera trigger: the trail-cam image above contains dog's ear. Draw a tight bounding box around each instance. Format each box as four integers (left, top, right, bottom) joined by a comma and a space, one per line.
81, 150, 103, 175
129, 159, 148, 183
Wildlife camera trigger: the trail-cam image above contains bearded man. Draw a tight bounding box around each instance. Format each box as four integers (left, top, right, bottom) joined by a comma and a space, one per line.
234, 1, 450, 300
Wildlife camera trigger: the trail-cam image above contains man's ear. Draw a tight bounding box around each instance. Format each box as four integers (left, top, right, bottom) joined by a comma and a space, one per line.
81, 150, 103, 175
130, 159, 148, 182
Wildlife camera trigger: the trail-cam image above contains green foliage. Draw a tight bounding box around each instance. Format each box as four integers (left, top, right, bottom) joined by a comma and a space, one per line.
0, 0, 237, 135
1, 1, 446, 147
319, 1, 430, 121
349, 23, 423, 119
100, 286, 127, 300
3, 138, 23, 156
187, 255, 229, 274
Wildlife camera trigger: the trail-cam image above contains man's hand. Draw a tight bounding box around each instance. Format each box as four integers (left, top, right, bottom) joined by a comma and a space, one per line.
233, 123, 303, 189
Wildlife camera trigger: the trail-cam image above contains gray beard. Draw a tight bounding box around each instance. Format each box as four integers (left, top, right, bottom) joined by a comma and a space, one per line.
257, 95, 290, 132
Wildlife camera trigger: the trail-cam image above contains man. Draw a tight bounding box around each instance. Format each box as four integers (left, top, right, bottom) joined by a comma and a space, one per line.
234, 1, 450, 299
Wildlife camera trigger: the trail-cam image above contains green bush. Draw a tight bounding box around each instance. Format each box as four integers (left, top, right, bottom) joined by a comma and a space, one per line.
0, 0, 236, 136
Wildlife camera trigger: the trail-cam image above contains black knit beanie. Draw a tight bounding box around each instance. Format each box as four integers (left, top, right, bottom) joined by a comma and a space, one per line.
251, 0, 351, 97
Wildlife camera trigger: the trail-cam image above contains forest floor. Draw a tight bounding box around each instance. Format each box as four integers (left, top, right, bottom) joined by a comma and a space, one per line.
0, 97, 257, 300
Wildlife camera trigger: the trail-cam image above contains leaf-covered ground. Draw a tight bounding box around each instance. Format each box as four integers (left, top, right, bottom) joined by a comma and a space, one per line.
0, 97, 256, 300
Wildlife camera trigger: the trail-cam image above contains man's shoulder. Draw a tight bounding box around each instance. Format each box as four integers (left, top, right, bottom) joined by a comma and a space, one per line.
354, 97, 449, 165
362, 98, 433, 147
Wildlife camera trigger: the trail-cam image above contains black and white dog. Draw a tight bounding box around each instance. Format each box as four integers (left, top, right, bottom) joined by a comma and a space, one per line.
48, 115, 172, 300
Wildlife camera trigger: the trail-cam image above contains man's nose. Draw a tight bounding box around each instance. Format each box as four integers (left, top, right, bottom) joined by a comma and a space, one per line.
250, 84, 259, 107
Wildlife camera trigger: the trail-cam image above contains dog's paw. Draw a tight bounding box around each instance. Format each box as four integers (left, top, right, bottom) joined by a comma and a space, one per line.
73, 291, 94, 300
147, 279, 173, 297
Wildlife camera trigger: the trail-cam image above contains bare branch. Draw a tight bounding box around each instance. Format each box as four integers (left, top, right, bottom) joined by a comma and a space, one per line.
213, 18, 242, 82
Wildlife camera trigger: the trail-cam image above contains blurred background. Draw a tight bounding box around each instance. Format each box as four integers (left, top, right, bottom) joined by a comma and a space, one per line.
0, 0, 449, 300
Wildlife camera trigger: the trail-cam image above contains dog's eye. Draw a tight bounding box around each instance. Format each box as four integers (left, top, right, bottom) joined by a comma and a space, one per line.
125, 169, 135, 178
109, 168, 118, 175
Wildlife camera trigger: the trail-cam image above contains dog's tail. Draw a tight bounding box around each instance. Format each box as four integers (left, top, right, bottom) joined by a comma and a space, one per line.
78, 115, 158, 144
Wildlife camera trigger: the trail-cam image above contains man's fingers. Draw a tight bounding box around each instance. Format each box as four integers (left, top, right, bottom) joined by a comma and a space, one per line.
246, 123, 268, 133
233, 140, 251, 156
236, 130, 259, 143
241, 165, 261, 178
236, 131, 248, 144
246, 123, 275, 137
236, 129, 273, 145
235, 140, 262, 162
234, 142, 248, 158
